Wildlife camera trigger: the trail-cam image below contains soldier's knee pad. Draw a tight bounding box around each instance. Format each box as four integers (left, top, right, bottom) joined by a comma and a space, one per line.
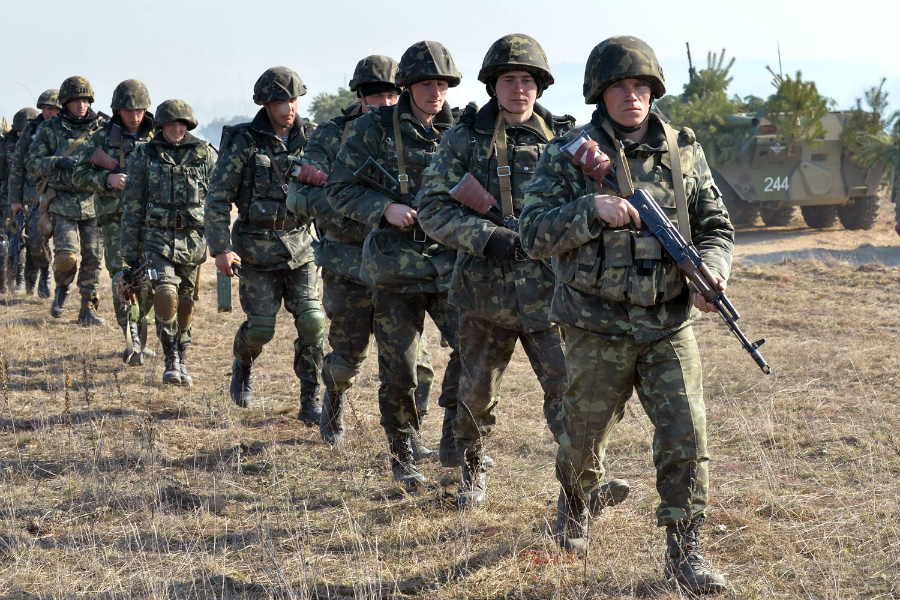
293, 302, 325, 345
177, 295, 194, 330
324, 357, 362, 385
53, 250, 77, 275
153, 284, 178, 323
245, 314, 277, 347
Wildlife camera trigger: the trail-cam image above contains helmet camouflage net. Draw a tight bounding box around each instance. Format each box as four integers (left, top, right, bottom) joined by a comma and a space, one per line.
349, 55, 400, 92
253, 67, 307, 105
478, 34, 554, 92
36, 89, 61, 110
396, 41, 461, 88
12, 108, 40, 131
583, 36, 666, 104
153, 99, 198, 130
59, 76, 95, 105
111, 79, 151, 111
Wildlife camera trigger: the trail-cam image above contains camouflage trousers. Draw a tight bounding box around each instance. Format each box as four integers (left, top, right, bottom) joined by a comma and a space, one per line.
25, 206, 51, 270
556, 324, 708, 527
321, 269, 433, 411
454, 310, 565, 456
51, 214, 102, 296
372, 288, 459, 436
147, 252, 197, 345
234, 262, 324, 395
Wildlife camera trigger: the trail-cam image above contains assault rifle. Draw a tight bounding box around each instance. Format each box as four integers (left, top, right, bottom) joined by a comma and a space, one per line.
89, 147, 125, 174
353, 157, 404, 202
8, 211, 26, 275
119, 259, 157, 306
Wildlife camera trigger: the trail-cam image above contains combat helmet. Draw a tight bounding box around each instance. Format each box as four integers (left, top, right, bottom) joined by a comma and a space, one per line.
12, 108, 40, 131
478, 34, 554, 96
253, 67, 307, 105
111, 79, 151, 111
59, 76, 95, 105
153, 100, 198, 130
396, 41, 461, 88
583, 36, 665, 104
349, 55, 400, 94
36, 89, 61, 109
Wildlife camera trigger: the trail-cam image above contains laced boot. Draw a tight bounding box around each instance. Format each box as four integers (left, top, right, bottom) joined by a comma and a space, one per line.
457, 450, 487, 507
50, 285, 70, 317
77, 294, 105, 326
161, 338, 182, 385
411, 433, 435, 462
37, 267, 51, 299
555, 488, 589, 554
178, 341, 192, 387
319, 389, 345, 446
297, 379, 322, 426
389, 434, 427, 487
589, 479, 631, 516
122, 322, 144, 365
12, 260, 25, 295
229, 360, 254, 407
24, 263, 38, 296
665, 516, 727, 595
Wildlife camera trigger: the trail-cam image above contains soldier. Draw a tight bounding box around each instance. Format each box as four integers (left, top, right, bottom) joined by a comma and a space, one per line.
1, 107, 39, 294
206, 67, 325, 425
519, 37, 733, 593
73, 80, 156, 365
327, 41, 462, 486
121, 100, 217, 386
287, 55, 435, 451
26, 77, 106, 324
8, 89, 60, 298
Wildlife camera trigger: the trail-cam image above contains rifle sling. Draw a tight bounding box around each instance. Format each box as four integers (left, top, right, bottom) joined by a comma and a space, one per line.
391, 108, 409, 196
493, 112, 514, 218
263, 141, 289, 197
33, 126, 93, 205
662, 123, 692, 241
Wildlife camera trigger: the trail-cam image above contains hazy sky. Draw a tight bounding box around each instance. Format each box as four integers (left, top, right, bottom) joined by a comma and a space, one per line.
2, 0, 897, 139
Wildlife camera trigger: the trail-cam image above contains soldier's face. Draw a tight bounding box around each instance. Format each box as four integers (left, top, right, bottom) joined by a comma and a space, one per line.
409, 79, 449, 115
602, 79, 651, 128
162, 121, 187, 144
40, 106, 60, 120
66, 98, 90, 119
360, 91, 399, 113
265, 98, 298, 129
120, 109, 145, 133
494, 71, 538, 115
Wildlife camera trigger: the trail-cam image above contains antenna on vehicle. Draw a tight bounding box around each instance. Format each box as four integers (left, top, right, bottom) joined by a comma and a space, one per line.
777, 42, 783, 78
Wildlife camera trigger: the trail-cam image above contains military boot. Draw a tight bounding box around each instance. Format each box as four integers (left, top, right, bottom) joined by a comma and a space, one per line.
230, 360, 254, 407
122, 323, 144, 366
24, 263, 38, 296
297, 381, 322, 427
555, 488, 589, 553
589, 479, 631, 516
319, 389, 345, 446
161, 338, 182, 385
457, 450, 487, 507
411, 433, 435, 462
439, 407, 459, 467
178, 341, 192, 387
389, 434, 427, 487
50, 285, 70, 318
37, 267, 51, 299
12, 260, 26, 295
665, 516, 727, 595
77, 294, 105, 326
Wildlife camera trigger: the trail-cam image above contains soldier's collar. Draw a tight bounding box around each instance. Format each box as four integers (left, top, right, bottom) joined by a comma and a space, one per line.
396, 91, 453, 130
474, 97, 554, 141
249, 106, 309, 143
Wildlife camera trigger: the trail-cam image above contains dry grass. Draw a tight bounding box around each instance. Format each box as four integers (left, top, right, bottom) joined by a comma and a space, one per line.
2, 236, 900, 597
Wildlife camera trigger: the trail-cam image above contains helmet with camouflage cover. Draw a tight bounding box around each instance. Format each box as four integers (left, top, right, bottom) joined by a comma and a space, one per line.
253, 67, 307, 105
478, 34, 554, 96
59, 76, 95, 105
349, 55, 400, 92
583, 36, 666, 104
153, 99, 198, 130
396, 41, 461, 88
111, 79, 151, 111
12, 108, 40, 131
37, 89, 61, 109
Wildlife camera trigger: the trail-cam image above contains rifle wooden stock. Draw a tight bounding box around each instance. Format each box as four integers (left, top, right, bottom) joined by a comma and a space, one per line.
89, 147, 121, 172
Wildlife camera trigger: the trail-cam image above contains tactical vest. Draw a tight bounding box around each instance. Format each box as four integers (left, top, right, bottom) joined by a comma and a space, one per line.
142, 143, 211, 231
564, 118, 698, 307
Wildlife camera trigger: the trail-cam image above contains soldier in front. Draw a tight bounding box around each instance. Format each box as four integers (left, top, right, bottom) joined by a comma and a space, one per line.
519, 36, 734, 594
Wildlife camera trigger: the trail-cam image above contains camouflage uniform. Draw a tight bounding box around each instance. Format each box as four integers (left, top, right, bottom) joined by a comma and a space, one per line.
205, 67, 325, 419
519, 36, 732, 593
25, 78, 106, 320
72, 80, 155, 357
121, 100, 217, 385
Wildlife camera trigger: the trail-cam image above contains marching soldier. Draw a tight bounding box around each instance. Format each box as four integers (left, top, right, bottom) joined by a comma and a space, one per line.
1, 107, 39, 293
519, 36, 733, 593
121, 100, 217, 386
205, 67, 325, 425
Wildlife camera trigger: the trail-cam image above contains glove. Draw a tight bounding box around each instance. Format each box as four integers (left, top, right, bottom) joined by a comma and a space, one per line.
291, 161, 328, 187
483, 227, 520, 260
123, 256, 140, 273
56, 156, 76, 170
449, 173, 496, 214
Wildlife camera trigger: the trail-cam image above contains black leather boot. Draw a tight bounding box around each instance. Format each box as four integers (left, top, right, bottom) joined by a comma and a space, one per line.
319, 389, 344, 446
76, 294, 105, 326
229, 359, 253, 407
37, 267, 51, 299
178, 341, 192, 387
161, 338, 182, 385
555, 488, 589, 553
297, 380, 322, 426
457, 450, 486, 507
389, 434, 427, 487
665, 516, 727, 594
24, 260, 38, 296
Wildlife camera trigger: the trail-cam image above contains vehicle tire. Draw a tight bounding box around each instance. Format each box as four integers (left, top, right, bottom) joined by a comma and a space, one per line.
712, 170, 758, 226
800, 205, 839, 229
759, 205, 796, 227
837, 195, 879, 230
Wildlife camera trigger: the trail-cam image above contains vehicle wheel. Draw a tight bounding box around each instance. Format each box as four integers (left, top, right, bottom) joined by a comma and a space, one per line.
837, 195, 879, 230
800, 205, 839, 229
759, 205, 796, 227
712, 170, 758, 226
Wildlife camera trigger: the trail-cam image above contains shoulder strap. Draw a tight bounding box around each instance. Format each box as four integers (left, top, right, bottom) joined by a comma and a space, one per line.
33, 126, 93, 204
535, 114, 555, 142
493, 113, 514, 217
391, 107, 408, 196
599, 119, 636, 197
263, 140, 289, 197
662, 122, 691, 240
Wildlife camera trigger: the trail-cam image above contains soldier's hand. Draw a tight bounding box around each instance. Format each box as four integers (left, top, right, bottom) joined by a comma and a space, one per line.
215, 251, 241, 277
10, 203, 24, 216
693, 276, 726, 313
594, 194, 641, 229
56, 156, 76, 170
894, 221, 900, 237
107, 173, 127, 190
384, 203, 417, 228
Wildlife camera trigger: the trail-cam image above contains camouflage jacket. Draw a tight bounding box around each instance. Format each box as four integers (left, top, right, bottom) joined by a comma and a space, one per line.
326, 91, 456, 293
120, 131, 217, 265
519, 111, 734, 343
7, 117, 45, 211
0, 131, 19, 217
72, 113, 155, 223
417, 98, 575, 332
288, 104, 372, 283
25, 109, 105, 220
205, 108, 317, 271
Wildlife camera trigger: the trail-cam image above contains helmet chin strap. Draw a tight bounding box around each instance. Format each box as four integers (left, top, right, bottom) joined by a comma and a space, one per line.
598, 97, 653, 134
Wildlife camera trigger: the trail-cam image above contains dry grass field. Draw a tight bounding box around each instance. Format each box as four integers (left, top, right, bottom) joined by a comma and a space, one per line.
1, 195, 899, 598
